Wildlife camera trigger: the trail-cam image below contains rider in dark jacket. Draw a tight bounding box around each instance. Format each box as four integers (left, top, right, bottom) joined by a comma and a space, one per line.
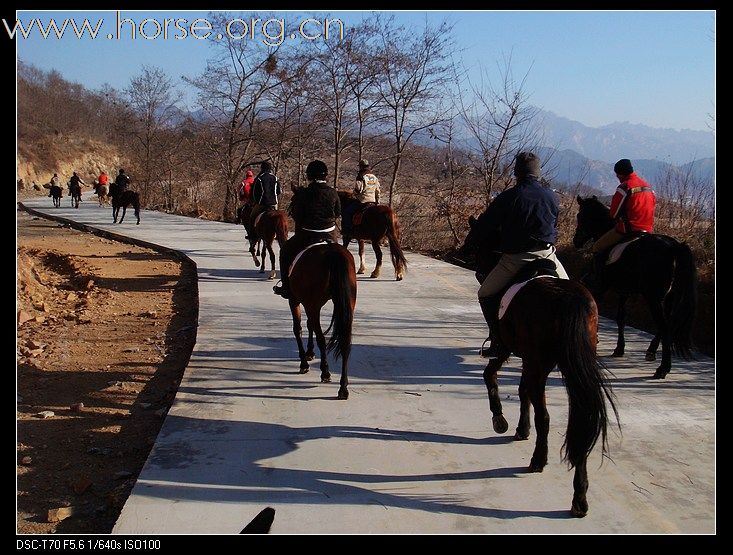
273, 160, 341, 299
249, 161, 282, 235
476, 152, 569, 358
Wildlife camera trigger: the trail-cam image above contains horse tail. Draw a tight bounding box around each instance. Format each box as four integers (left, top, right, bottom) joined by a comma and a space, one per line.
668, 241, 697, 359
275, 213, 288, 249
386, 210, 407, 277
557, 291, 619, 469
325, 247, 355, 362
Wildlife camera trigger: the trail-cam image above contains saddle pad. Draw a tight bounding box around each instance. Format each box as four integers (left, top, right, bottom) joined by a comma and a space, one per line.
607, 237, 640, 265
289, 241, 328, 277
499, 275, 559, 320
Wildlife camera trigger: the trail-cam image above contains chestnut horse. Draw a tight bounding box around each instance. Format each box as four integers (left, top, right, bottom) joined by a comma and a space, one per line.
338, 191, 406, 280
93, 182, 109, 206
287, 242, 357, 400
236, 205, 288, 279
458, 213, 618, 517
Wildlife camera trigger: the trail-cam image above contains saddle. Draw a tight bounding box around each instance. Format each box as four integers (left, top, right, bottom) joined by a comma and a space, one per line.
606, 234, 644, 265
498, 259, 560, 320
351, 203, 374, 227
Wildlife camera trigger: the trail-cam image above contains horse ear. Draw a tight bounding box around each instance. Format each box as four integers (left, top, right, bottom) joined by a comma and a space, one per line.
592, 195, 597, 200
576, 195, 583, 205
468, 215, 477, 228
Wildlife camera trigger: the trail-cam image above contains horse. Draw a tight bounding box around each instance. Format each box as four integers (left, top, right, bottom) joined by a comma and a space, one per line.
573, 195, 697, 379
458, 213, 618, 517
69, 182, 82, 209
337, 191, 406, 280
236, 205, 263, 258
236, 205, 288, 279
93, 182, 109, 206
286, 241, 357, 400
110, 184, 140, 225
48, 185, 63, 208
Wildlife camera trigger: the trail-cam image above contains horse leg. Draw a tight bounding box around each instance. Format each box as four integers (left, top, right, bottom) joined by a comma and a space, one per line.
647, 297, 672, 378
268, 243, 277, 280
112, 205, 118, 223
290, 301, 309, 373
370, 240, 382, 279
527, 372, 550, 472
259, 241, 267, 274
307, 308, 331, 385
306, 328, 315, 361
483, 357, 508, 434
611, 294, 628, 357
249, 239, 260, 268
119, 206, 126, 224
571, 457, 590, 518
646, 335, 661, 361
356, 240, 366, 274
514, 375, 531, 440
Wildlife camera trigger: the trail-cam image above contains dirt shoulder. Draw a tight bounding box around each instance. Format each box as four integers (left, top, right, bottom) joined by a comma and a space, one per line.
16, 210, 198, 534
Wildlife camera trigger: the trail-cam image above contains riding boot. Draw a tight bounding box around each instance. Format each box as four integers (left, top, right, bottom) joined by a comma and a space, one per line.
273, 256, 291, 299
479, 296, 503, 358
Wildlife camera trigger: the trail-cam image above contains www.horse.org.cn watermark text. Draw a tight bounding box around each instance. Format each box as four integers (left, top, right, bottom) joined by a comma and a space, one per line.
4, 12, 345, 46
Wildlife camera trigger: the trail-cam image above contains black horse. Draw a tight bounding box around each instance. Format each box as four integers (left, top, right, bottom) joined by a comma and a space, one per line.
573, 196, 697, 378
458, 213, 618, 517
48, 185, 63, 208
69, 182, 82, 208
110, 184, 141, 225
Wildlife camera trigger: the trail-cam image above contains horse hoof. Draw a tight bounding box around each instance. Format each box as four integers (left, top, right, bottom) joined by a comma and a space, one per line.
611, 349, 624, 357
492, 415, 508, 434
299, 366, 309, 374
571, 500, 588, 518
337, 389, 349, 400
514, 430, 529, 441
645, 352, 657, 362
305, 352, 315, 361
396, 275, 403, 281
321, 376, 331, 383
653, 370, 668, 380
528, 463, 545, 473
370, 272, 379, 279
357, 268, 365, 275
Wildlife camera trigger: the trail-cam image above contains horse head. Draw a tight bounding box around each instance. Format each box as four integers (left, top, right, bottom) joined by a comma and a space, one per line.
573, 195, 614, 248
458, 213, 501, 283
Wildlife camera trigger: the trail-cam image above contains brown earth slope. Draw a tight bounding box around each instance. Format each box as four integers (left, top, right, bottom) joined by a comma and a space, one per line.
16, 210, 198, 533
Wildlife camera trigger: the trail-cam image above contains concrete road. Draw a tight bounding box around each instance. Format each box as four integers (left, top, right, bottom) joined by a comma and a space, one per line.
19, 194, 715, 534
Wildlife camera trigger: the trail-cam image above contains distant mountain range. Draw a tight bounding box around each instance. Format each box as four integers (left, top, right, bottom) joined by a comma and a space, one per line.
534, 109, 714, 166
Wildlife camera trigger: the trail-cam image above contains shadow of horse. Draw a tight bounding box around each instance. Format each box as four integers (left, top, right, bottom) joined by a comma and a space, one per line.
338, 191, 406, 280
459, 212, 619, 518
573, 195, 697, 378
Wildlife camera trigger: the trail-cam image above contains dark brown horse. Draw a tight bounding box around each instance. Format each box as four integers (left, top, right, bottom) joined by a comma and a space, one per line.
458, 213, 618, 517
69, 182, 82, 209
236, 205, 289, 279
48, 185, 63, 208
338, 191, 406, 280
287, 242, 357, 400
573, 196, 697, 378
110, 185, 140, 225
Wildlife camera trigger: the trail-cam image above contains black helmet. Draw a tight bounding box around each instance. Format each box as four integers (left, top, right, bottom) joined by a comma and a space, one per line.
260, 160, 272, 172
306, 160, 328, 180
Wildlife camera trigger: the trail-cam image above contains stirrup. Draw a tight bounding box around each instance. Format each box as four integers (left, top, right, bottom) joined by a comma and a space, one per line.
480, 336, 492, 358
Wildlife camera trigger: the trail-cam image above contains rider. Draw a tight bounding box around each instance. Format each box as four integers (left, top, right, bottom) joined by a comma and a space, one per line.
113, 169, 131, 195
273, 160, 341, 299
250, 161, 282, 237
476, 151, 569, 359
69, 171, 85, 196
586, 159, 656, 289
341, 159, 380, 237
238, 169, 255, 238
98, 170, 109, 188
50, 173, 60, 188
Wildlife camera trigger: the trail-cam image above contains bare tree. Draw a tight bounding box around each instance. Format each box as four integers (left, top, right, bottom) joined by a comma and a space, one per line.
375, 16, 455, 206
456, 54, 545, 205
124, 65, 183, 205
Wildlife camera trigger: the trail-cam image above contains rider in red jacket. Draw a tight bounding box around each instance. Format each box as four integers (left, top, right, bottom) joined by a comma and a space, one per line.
587, 159, 656, 288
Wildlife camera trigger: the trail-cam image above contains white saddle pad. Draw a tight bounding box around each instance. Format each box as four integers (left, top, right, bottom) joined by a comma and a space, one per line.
607, 237, 641, 265
499, 275, 560, 320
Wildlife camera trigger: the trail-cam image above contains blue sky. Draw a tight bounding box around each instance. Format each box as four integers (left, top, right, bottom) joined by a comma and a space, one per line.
12, 10, 715, 131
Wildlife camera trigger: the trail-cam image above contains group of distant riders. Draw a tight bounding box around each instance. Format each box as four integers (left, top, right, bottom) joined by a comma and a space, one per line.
48, 168, 132, 207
